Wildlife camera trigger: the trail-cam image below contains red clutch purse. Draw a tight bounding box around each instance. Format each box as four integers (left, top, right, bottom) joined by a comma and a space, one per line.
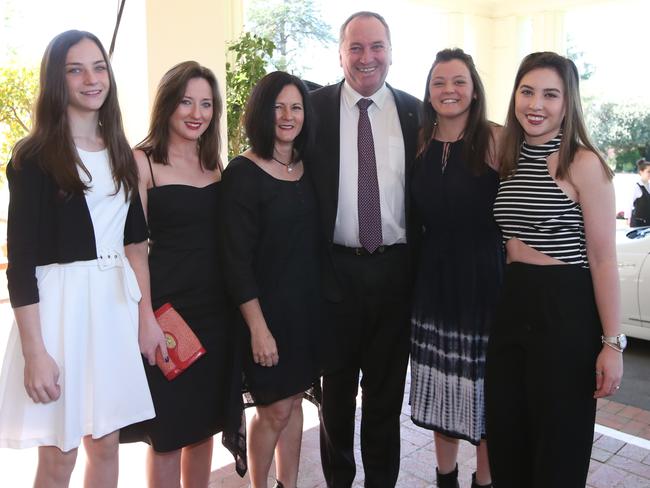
154, 303, 206, 380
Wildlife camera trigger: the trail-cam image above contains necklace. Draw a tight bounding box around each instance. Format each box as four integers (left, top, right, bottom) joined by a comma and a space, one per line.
272, 155, 295, 173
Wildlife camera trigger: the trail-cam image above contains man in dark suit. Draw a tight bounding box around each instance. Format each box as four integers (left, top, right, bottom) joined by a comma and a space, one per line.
309, 11, 421, 488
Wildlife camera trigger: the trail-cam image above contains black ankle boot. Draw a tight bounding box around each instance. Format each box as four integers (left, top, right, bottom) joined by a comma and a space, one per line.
273, 481, 284, 488
436, 464, 459, 488
471, 472, 492, 488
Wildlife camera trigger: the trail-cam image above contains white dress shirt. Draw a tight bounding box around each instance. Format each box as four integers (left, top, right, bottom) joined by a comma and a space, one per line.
333, 81, 406, 247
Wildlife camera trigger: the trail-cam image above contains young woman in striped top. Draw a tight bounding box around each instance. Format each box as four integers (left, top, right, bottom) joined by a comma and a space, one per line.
487, 52, 623, 488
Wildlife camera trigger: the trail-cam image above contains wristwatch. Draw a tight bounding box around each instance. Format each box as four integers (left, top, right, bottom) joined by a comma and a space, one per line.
601, 334, 627, 352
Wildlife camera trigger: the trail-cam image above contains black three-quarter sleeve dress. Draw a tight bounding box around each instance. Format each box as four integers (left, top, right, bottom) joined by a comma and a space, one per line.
220, 156, 322, 406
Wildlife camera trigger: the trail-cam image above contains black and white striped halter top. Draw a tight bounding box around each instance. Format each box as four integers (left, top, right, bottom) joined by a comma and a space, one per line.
493, 134, 588, 267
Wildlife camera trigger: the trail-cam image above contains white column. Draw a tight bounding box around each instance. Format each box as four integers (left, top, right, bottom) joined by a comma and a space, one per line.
115, 0, 242, 156
397, 0, 568, 124
489, 9, 565, 123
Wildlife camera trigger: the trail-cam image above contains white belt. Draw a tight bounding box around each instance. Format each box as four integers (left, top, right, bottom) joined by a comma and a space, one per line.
63, 248, 142, 302
98, 247, 141, 302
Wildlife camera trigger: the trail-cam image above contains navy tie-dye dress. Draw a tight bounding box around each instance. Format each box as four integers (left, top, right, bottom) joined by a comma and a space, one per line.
409, 139, 504, 445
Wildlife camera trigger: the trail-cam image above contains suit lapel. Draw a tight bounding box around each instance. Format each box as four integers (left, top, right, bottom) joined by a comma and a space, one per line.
320, 83, 343, 241
389, 84, 418, 171
388, 84, 420, 244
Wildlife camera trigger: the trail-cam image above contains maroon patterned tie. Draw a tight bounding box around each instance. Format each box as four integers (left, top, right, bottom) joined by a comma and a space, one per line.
357, 98, 382, 253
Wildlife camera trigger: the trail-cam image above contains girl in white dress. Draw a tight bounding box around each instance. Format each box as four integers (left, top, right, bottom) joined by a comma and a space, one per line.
0, 30, 154, 487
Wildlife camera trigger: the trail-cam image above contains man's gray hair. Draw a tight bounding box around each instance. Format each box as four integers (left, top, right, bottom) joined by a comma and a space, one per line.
339, 11, 392, 46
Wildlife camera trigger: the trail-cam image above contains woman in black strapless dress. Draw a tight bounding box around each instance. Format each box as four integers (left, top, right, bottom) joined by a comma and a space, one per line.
120, 61, 245, 486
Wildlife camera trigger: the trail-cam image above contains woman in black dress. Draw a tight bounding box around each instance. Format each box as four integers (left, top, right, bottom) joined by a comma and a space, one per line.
409, 49, 502, 488
221, 71, 320, 488
121, 61, 245, 486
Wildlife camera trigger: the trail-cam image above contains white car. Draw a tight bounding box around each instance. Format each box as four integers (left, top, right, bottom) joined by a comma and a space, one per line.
617, 226, 650, 340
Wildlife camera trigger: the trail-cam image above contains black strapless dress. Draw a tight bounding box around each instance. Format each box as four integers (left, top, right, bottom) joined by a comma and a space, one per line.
120, 181, 245, 474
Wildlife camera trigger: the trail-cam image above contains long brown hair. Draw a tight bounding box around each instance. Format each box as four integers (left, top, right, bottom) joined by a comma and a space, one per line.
500, 51, 612, 181
136, 61, 223, 171
417, 48, 493, 175
12, 30, 137, 199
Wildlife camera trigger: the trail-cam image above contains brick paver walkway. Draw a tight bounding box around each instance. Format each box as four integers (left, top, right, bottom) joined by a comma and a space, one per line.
209, 386, 650, 488
0, 291, 647, 487
597, 399, 650, 440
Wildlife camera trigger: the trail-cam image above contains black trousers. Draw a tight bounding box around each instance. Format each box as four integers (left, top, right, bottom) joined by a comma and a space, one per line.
485, 263, 602, 488
319, 245, 411, 488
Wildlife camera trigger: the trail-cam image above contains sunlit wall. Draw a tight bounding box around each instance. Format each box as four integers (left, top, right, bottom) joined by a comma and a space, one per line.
1, 0, 647, 150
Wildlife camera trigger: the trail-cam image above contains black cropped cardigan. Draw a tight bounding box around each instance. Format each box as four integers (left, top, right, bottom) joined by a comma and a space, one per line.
6, 158, 147, 308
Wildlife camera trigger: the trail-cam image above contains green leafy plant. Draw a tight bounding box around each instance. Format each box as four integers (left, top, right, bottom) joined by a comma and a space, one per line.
0, 65, 38, 169
248, 0, 334, 74
225, 32, 274, 159
585, 101, 650, 172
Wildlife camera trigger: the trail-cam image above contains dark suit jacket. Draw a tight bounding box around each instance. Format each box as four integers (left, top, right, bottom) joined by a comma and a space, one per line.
308, 81, 421, 302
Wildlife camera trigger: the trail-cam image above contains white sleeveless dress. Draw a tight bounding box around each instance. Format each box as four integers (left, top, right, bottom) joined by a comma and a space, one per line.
0, 148, 155, 452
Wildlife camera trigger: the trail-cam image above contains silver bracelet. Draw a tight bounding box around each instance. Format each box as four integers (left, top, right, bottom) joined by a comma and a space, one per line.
602, 341, 623, 353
